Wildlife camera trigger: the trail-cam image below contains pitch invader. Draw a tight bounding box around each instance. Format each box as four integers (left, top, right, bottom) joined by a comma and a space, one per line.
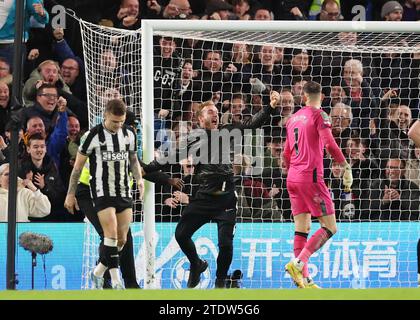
283, 81, 352, 288
64, 99, 144, 290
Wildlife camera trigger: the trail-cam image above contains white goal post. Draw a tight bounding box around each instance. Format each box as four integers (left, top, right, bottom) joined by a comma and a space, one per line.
140, 20, 420, 288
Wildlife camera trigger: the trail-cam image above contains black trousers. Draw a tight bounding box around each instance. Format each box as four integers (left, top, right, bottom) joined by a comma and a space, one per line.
175, 191, 237, 280
76, 183, 139, 288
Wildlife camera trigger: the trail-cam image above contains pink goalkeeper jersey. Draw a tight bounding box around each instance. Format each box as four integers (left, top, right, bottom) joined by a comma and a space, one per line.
285, 106, 331, 183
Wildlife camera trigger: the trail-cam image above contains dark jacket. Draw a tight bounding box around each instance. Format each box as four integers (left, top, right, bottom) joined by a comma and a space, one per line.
341, 78, 380, 139
251, 63, 291, 93
0, 99, 12, 137
19, 155, 67, 221
161, 174, 197, 220
187, 104, 275, 195
369, 178, 420, 221
20, 102, 59, 135
53, 38, 87, 103
369, 118, 410, 168
193, 68, 230, 104
270, 0, 311, 20
47, 111, 69, 170
172, 79, 193, 121
0, 139, 26, 165
350, 158, 380, 217
153, 52, 182, 114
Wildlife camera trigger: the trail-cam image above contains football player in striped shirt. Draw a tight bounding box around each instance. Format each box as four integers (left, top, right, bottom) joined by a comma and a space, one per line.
64, 99, 144, 289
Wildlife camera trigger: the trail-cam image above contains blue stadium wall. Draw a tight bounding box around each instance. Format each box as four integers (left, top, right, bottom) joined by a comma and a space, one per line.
0, 222, 419, 290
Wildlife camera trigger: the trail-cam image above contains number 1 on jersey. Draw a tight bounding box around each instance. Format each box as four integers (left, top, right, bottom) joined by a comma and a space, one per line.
294, 127, 299, 156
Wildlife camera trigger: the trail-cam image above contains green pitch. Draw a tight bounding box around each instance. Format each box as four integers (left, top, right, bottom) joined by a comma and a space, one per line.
1, 288, 420, 300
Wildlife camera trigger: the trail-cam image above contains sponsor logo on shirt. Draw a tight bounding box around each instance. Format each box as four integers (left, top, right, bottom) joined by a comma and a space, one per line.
320, 111, 331, 126
101, 151, 129, 161
290, 115, 308, 124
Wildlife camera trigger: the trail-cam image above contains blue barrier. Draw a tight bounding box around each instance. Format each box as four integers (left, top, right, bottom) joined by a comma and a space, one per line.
0, 222, 418, 290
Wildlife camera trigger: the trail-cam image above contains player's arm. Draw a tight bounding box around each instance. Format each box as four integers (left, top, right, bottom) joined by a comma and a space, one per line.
237, 91, 281, 130
283, 137, 291, 170
139, 159, 184, 189
319, 127, 345, 163
129, 151, 144, 199
318, 126, 353, 190
64, 151, 88, 214
129, 151, 143, 181
408, 120, 420, 147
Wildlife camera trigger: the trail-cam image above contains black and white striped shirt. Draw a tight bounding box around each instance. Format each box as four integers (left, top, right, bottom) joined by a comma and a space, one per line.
79, 123, 137, 199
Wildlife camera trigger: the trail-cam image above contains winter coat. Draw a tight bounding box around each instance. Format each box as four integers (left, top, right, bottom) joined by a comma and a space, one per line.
22, 68, 71, 107
0, 183, 50, 222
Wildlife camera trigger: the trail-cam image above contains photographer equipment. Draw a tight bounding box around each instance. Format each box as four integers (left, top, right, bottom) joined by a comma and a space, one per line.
19, 232, 53, 289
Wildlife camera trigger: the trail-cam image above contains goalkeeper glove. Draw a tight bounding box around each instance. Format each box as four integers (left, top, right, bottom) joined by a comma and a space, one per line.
250, 78, 266, 94
342, 162, 353, 191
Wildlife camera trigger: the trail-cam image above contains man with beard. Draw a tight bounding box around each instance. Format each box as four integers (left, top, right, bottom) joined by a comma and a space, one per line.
175, 90, 280, 289
283, 81, 352, 289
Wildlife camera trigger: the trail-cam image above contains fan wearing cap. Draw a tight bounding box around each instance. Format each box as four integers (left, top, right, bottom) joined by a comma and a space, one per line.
381, 1, 404, 21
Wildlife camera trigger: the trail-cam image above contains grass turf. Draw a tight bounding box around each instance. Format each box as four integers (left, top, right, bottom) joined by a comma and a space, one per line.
1, 288, 420, 300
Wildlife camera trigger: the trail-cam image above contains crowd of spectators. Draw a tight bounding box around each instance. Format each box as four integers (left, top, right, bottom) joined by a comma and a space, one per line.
0, 0, 419, 223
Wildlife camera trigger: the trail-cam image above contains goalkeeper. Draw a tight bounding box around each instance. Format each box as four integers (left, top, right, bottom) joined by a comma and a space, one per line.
283, 81, 353, 289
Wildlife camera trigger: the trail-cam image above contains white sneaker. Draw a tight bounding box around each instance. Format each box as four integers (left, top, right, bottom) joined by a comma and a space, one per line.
112, 282, 125, 290
90, 271, 104, 290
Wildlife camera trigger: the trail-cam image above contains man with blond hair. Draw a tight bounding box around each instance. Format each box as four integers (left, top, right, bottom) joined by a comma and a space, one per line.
23, 60, 71, 106
175, 91, 281, 289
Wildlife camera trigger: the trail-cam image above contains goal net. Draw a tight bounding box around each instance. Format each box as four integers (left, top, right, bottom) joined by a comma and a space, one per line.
80, 19, 420, 289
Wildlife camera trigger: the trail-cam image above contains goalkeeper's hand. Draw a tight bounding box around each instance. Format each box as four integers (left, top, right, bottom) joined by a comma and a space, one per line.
342, 162, 353, 191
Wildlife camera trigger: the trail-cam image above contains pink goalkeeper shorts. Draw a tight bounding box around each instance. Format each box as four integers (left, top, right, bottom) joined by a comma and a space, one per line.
287, 180, 335, 217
